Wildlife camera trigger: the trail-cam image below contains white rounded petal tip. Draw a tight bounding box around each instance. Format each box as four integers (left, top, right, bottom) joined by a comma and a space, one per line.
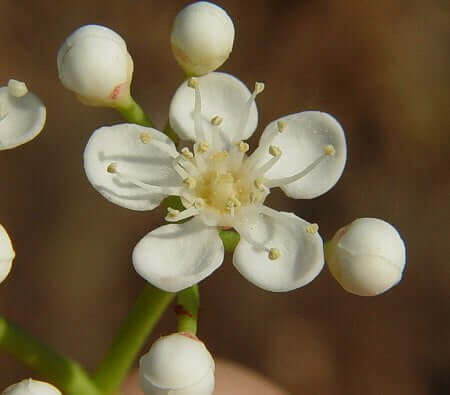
171, 2, 234, 76
233, 211, 324, 292
0, 81, 46, 150
326, 218, 406, 296
2, 379, 61, 395
57, 24, 133, 107
0, 224, 15, 284
133, 219, 224, 292
139, 333, 215, 395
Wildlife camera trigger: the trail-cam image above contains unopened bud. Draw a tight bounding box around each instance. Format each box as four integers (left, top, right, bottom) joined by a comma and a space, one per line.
2, 379, 61, 395
326, 218, 406, 296
139, 333, 215, 395
171, 2, 235, 76
0, 224, 15, 284
57, 25, 134, 107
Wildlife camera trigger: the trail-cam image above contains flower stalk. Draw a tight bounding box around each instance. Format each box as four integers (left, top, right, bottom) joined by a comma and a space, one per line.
0, 316, 100, 395
116, 96, 152, 128
175, 285, 200, 335
93, 284, 174, 395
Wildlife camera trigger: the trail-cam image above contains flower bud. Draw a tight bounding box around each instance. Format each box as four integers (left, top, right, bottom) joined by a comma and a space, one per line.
139, 333, 215, 395
2, 379, 61, 395
171, 2, 235, 76
57, 25, 134, 107
326, 218, 406, 296
0, 224, 15, 284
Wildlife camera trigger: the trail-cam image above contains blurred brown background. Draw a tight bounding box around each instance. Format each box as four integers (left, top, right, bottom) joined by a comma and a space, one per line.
0, 0, 449, 394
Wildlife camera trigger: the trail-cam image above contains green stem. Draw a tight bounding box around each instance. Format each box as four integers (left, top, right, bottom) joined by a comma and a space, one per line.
116, 96, 152, 127
175, 285, 199, 335
219, 230, 240, 252
93, 285, 174, 395
0, 316, 100, 395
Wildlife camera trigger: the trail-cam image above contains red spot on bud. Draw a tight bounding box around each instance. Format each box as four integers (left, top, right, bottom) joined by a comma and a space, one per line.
174, 304, 193, 317
110, 84, 122, 100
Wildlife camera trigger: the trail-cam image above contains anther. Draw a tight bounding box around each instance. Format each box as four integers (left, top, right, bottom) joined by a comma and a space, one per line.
193, 198, 204, 209
269, 145, 282, 157
183, 176, 197, 190
211, 115, 223, 126
254, 82, 265, 94
268, 248, 281, 260
187, 77, 199, 88
181, 147, 194, 159
8, 79, 28, 97
198, 141, 209, 153
210, 151, 228, 160
107, 162, 117, 174
254, 177, 265, 191
237, 141, 249, 153
139, 132, 152, 144
324, 144, 336, 156
277, 120, 286, 133
306, 223, 319, 234
167, 207, 180, 218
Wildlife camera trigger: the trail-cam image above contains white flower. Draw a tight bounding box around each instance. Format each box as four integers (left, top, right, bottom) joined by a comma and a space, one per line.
139, 333, 215, 395
0, 224, 15, 284
2, 379, 61, 395
171, 2, 234, 76
326, 218, 406, 296
84, 72, 346, 292
0, 79, 46, 150
57, 25, 134, 107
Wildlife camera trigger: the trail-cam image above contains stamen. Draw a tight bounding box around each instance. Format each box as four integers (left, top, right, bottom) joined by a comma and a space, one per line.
277, 120, 286, 133
198, 141, 209, 153
235, 81, 265, 142
165, 206, 200, 222
268, 248, 281, 260
139, 132, 152, 144
237, 141, 249, 153
306, 223, 319, 234
254, 177, 265, 191
181, 147, 194, 159
8, 79, 28, 97
255, 155, 281, 176
265, 145, 334, 188
210, 151, 228, 161
183, 176, 197, 190
211, 115, 223, 126
107, 162, 117, 173
193, 198, 205, 209
187, 77, 206, 141
269, 145, 281, 157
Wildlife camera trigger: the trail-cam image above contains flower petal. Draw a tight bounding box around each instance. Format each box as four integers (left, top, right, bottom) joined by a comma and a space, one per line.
233, 211, 324, 292
84, 123, 181, 211
133, 218, 224, 292
0, 224, 15, 284
0, 82, 46, 150
260, 111, 346, 199
169, 72, 258, 144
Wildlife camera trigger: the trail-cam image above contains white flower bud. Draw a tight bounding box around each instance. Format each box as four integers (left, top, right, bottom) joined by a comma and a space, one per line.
2, 379, 61, 395
171, 2, 235, 76
139, 333, 215, 395
326, 218, 406, 296
0, 224, 15, 284
57, 25, 134, 107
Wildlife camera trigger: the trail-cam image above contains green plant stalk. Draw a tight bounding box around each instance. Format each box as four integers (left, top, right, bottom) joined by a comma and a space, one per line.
116, 96, 152, 127
176, 285, 200, 335
93, 285, 174, 395
0, 316, 100, 395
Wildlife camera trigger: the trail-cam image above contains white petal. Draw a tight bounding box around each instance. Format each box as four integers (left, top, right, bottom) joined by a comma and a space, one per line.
233, 211, 324, 292
133, 219, 224, 292
260, 111, 346, 199
84, 123, 181, 211
169, 72, 258, 144
0, 224, 15, 284
0, 84, 46, 150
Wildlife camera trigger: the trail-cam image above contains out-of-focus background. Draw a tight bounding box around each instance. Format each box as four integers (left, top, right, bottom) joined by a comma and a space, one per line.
0, 0, 449, 394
